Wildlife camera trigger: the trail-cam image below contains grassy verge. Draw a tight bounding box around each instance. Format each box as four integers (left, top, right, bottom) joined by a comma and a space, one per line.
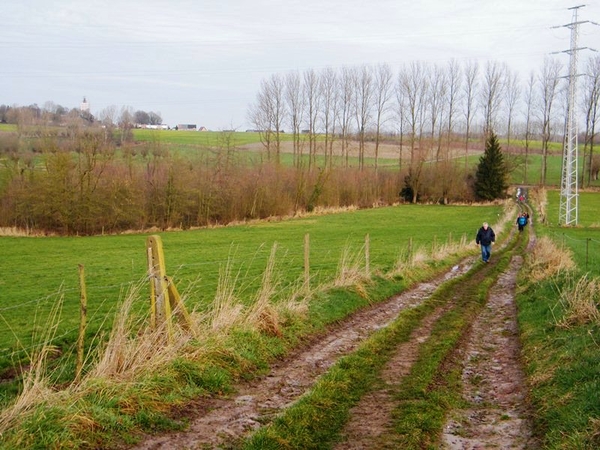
515, 189, 600, 448
517, 273, 600, 448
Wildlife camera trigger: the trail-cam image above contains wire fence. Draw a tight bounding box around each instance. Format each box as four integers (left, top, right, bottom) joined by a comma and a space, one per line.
546, 229, 600, 275
0, 233, 432, 363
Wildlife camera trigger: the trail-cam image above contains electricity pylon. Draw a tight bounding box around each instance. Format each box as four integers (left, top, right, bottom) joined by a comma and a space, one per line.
556, 5, 588, 226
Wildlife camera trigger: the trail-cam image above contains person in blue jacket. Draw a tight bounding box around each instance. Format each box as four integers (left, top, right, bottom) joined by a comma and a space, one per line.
516, 213, 528, 232
476, 222, 495, 263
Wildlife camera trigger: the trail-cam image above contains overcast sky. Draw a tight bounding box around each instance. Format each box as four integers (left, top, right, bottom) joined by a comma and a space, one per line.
2, 0, 599, 130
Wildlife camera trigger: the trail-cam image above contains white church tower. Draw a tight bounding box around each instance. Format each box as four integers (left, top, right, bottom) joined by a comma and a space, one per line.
80, 96, 90, 113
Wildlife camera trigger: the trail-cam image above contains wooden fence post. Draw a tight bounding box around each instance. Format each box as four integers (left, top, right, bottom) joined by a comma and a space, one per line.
365, 233, 370, 277
76, 264, 87, 383
304, 233, 310, 289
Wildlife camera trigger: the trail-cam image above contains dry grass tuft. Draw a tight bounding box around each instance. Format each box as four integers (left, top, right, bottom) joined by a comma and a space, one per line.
0, 227, 56, 237
353, 282, 371, 300
591, 417, 600, 443
333, 244, 368, 287
530, 187, 547, 224
209, 258, 245, 332
0, 294, 65, 433
244, 243, 282, 335
526, 236, 576, 282
87, 282, 190, 382
556, 274, 600, 328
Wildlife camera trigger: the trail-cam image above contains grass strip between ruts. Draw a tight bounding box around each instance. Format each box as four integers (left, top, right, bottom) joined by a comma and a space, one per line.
241, 232, 521, 449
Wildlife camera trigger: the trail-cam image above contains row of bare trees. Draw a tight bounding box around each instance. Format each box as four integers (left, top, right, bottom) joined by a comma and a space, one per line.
0, 125, 486, 235
247, 57, 600, 187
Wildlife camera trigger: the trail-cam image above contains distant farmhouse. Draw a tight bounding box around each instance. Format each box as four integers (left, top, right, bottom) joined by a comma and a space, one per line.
177, 124, 196, 130
137, 124, 169, 130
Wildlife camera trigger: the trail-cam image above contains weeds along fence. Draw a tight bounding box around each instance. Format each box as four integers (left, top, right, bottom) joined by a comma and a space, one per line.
547, 230, 600, 276
0, 229, 473, 379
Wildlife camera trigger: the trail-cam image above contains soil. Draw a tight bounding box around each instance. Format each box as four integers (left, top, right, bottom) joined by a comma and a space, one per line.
131, 224, 536, 449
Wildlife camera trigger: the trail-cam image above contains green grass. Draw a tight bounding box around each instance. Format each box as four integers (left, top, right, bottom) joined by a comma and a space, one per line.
515, 189, 600, 448
132, 129, 290, 146
0, 204, 501, 397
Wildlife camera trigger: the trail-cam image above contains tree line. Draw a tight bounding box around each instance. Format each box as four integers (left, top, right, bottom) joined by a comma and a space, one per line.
0, 103, 163, 129
0, 127, 412, 235
247, 57, 600, 188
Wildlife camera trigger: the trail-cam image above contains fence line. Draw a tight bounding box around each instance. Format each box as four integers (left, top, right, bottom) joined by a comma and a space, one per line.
547, 230, 600, 273
0, 231, 470, 361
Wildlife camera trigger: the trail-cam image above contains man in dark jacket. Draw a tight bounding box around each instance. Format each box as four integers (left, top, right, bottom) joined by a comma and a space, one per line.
476, 222, 495, 263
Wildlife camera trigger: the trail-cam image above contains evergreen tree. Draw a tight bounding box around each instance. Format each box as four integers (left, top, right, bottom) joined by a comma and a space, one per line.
474, 131, 508, 200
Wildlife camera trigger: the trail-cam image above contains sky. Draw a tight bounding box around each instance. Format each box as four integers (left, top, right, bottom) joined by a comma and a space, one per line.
2, 0, 599, 130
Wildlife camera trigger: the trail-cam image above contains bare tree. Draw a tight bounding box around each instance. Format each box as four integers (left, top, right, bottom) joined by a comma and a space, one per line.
398, 62, 429, 202
373, 63, 394, 172
505, 69, 521, 151
319, 67, 339, 170
248, 74, 287, 164
445, 59, 462, 158
463, 60, 479, 168
428, 64, 448, 161
398, 61, 428, 166
303, 69, 321, 170
537, 57, 562, 185
394, 79, 407, 169
98, 105, 118, 128
581, 55, 600, 186
248, 82, 274, 159
339, 67, 356, 168
523, 72, 537, 184
267, 74, 287, 165
118, 106, 135, 144
480, 60, 507, 135
353, 65, 374, 170
285, 71, 305, 167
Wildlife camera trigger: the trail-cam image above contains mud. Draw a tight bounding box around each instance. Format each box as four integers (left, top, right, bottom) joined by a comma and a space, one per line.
131, 263, 473, 449
132, 220, 536, 449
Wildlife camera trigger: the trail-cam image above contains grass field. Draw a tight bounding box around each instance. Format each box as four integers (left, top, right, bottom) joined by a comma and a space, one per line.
0, 203, 503, 385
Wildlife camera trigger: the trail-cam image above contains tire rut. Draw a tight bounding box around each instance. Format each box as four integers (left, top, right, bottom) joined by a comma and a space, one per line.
131, 261, 475, 449
332, 224, 536, 450
333, 304, 452, 449
440, 254, 536, 449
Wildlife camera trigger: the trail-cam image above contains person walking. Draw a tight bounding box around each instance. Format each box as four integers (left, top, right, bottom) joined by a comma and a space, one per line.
476, 222, 495, 263
517, 213, 527, 232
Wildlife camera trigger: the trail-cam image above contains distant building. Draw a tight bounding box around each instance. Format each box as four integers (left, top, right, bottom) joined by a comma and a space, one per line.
177, 124, 196, 130
80, 97, 90, 113
138, 124, 169, 130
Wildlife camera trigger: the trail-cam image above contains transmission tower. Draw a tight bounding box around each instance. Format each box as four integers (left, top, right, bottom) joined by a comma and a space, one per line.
556, 5, 587, 226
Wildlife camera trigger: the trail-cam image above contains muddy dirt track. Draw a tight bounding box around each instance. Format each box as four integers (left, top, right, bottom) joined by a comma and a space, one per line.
131, 224, 536, 449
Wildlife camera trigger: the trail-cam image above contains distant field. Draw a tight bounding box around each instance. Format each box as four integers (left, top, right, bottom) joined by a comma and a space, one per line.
2, 125, 596, 186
